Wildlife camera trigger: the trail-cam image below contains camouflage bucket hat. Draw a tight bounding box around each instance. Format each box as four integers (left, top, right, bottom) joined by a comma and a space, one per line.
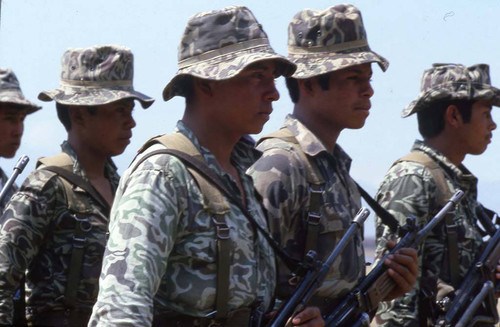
402, 63, 500, 118
39, 45, 154, 108
162, 5, 296, 101
287, 4, 389, 79
0, 68, 41, 114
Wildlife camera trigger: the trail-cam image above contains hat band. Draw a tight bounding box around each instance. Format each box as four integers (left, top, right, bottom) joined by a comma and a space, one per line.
178, 38, 271, 69
288, 39, 368, 54
60, 79, 133, 88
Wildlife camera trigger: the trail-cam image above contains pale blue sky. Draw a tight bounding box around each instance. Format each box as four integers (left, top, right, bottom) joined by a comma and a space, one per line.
1, 0, 499, 239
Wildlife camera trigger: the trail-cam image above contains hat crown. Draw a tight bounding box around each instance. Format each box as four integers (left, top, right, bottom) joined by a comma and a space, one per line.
60, 45, 134, 84
421, 63, 492, 93
288, 4, 367, 50
0, 68, 22, 92
178, 5, 269, 62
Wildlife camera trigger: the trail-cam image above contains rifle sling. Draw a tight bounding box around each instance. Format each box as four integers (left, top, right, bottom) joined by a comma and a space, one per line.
133, 148, 300, 272
355, 182, 399, 233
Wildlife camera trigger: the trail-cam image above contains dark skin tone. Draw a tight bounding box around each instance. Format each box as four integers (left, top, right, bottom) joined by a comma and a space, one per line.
182, 61, 323, 327
293, 64, 419, 301
423, 101, 500, 293
66, 99, 136, 206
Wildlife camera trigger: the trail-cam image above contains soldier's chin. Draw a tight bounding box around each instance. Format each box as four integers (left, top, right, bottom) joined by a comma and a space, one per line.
0, 148, 18, 158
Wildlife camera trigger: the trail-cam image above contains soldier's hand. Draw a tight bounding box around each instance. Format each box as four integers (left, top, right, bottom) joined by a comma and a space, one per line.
383, 240, 418, 300
290, 306, 324, 326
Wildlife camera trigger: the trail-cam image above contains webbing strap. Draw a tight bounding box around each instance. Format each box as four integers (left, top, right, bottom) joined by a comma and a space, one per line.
131, 147, 299, 271
396, 151, 460, 286
212, 213, 230, 319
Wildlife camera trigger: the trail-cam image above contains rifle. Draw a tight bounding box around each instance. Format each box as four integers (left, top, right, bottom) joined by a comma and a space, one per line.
268, 207, 370, 327
324, 189, 465, 327
434, 222, 500, 327
0, 154, 29, 204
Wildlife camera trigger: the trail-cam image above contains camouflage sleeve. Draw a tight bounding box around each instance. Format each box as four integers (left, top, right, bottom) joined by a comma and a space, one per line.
248, 145, 308, 248
89, 155, 189, 326
374, 162, 437, 327
0, 170, 62, 325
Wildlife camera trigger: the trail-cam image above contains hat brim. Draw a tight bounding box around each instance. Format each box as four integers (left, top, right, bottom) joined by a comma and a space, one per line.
162, 47, 296, 101
401, 84, 500, 118
38, 86, 154, 109
0, 91, 41, 114
288, 48, 389, 79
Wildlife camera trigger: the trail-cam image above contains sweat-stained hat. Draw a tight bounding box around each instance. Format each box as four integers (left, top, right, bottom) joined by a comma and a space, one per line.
287, 4, 389, 79
402, 63, 500, 118
38, 45, 154, 108
162, 5, 296, 101
0, 68, 41, 114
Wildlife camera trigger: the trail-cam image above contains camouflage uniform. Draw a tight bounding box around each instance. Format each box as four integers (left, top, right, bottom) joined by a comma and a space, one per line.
0, 141, 119, 325
90, 6, 294, 326
88, 122, 276, 326
375, 64, 500, 326
249, 115, 365, 306
374, 141, 483, 326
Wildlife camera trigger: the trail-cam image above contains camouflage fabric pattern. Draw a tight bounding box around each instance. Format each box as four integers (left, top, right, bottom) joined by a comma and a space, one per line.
0, 141, 119, 325
0, 68, 40, 113
162, 5, 296, 101
89, 121, 276, 326
374, 140, 484, 326
38, 45, 154, 108
287, 4, 389, 79
0, 167, 18, 212
248, 115, 365, 307
402, 63, 500, 117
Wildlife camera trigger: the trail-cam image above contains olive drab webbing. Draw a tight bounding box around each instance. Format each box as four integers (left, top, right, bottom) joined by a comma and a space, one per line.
36, 153, 108, 311
258, 127, 325, 256
134, 132, 233, 319
394, 151, 460, 287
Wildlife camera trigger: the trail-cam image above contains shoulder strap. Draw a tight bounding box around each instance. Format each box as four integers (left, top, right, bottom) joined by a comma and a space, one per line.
259, 128, 325, 255
38, 153, 111, 309
396, 151, 459, 286
135, 134, 299, 318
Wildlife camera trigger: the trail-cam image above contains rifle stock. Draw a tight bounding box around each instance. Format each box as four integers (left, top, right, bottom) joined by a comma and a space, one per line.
434, 223, 500, 327
324, 189, 465, 327
0, 155, 29, 204
268, 207, 370, 327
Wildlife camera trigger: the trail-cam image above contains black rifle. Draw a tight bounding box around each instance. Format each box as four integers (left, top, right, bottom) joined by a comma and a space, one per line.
434, 222, 500, 327
324, 189, 465, 327
0, 154, 29, 204
268, 207, 370, 327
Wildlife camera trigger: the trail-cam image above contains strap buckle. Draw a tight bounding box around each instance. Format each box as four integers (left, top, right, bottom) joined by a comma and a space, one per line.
212, 216, 230, 240
73, 215, 92, 232
307, 212, 322, 226
72, 236, 87, 249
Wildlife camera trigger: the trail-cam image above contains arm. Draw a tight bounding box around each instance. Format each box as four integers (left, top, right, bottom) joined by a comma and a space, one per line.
88, 156, 186, 326
0, 170, 62, 324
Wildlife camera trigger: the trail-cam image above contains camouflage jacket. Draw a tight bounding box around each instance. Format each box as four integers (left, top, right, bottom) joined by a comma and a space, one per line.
248, 115, 365, 306
89, 121, 276, 326
0, 166, 17, 212
0, 141, 119, 325
374, 140, 484, 327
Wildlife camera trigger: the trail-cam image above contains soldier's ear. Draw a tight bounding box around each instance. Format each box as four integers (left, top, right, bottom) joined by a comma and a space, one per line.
193, 78, 213, 97
297, 78, 314, 95
68, 107, 85, 127
445, 104, 463, 128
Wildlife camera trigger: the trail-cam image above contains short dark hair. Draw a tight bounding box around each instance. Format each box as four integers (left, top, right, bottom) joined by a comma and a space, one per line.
417, 99, 474, 138
56, 103, 98, 131
285, 73, 331, 103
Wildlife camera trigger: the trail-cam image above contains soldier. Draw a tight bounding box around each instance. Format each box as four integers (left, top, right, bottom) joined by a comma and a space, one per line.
248, 4, 418, 316
0, 45, 154, 326
89, 6, 322, 327
0, 68, 40, 211
374, 63, 500, 326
